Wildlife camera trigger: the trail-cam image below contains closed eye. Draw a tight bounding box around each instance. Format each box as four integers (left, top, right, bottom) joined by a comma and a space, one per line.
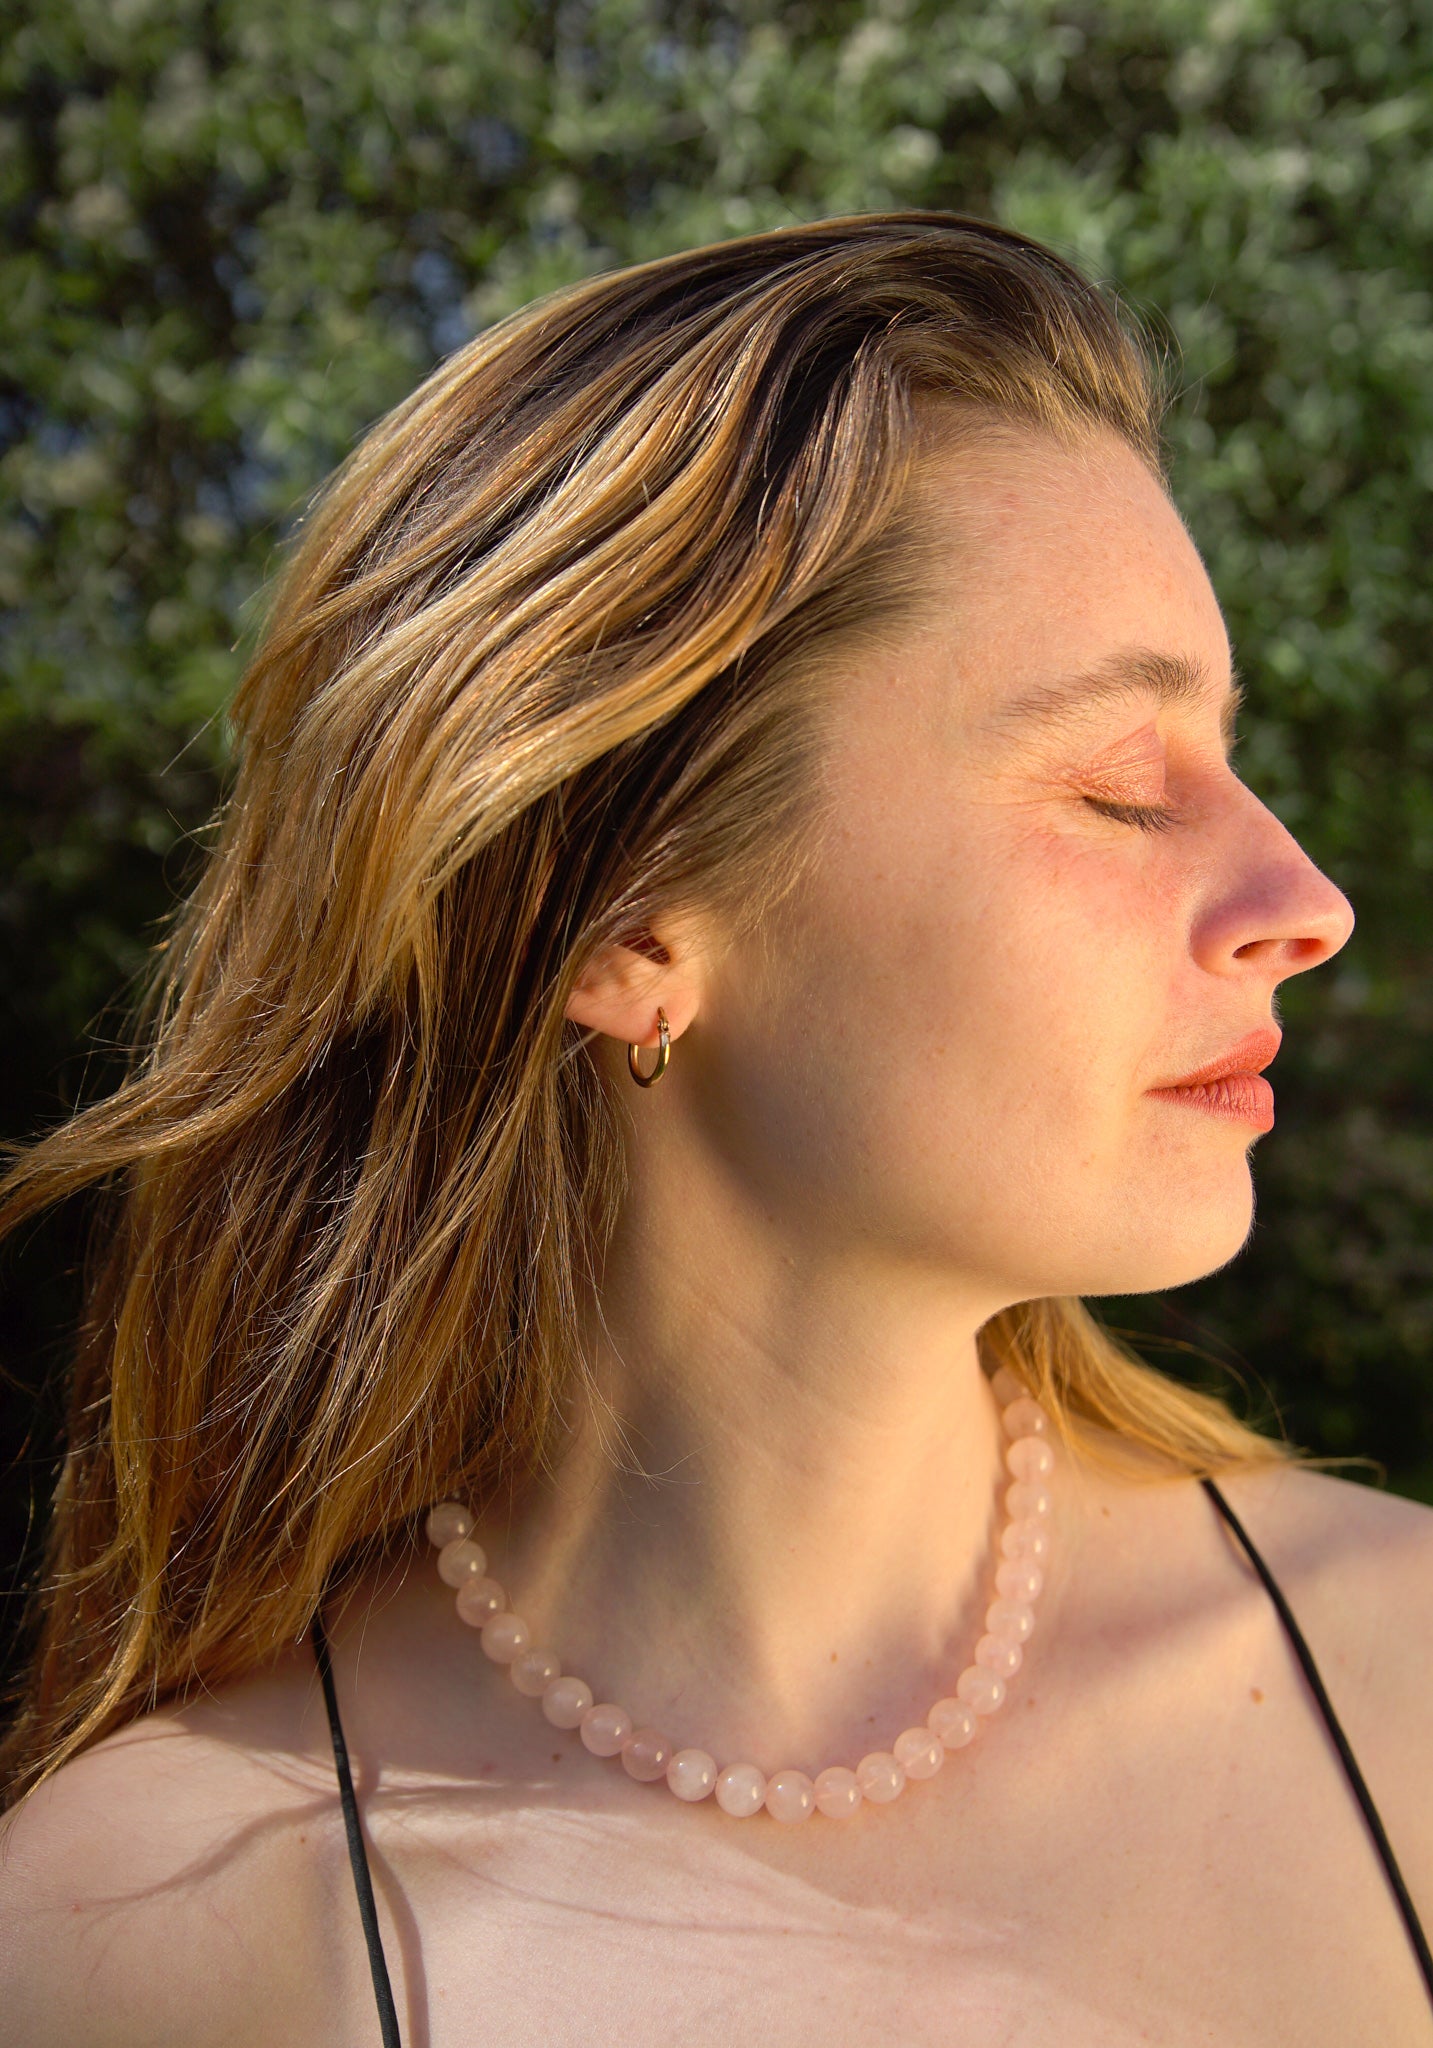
1082, 796, 1178, 832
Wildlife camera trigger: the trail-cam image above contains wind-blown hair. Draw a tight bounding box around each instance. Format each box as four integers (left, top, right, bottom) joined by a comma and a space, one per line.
0, 211, 1288, 1806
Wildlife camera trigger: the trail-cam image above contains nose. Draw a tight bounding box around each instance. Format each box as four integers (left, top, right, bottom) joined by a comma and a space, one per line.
1191, 788, 1356, 984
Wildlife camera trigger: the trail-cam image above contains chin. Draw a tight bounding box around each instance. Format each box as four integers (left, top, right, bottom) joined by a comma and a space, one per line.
1045, 1171, 1258, 1298
1118, 1206, 1258, 1295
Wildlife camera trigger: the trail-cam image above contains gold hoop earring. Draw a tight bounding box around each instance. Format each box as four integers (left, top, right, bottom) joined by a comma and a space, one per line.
627, 1007, 671, 1088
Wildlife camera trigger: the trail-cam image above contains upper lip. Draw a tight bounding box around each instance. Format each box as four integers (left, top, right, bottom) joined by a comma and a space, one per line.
1151, 1027, 1283, 1091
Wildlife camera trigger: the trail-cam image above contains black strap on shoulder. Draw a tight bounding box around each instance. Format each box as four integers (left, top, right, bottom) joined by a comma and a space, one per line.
311, 1610, 403, 2048
1202, 1476, 1433, 2004
309, 1495, 1432, 2034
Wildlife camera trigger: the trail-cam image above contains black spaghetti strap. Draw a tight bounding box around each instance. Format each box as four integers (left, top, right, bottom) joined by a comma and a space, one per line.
1202, 1476, 1433, 2006
311, 1611, 403, 2048
306, 1497, 1431, 2037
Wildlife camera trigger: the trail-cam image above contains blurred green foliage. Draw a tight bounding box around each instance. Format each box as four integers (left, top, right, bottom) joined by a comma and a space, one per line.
2, 0, 1431, 1592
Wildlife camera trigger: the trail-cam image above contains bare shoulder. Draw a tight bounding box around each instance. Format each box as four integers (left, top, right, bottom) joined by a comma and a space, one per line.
1210, 1461, 1433, 1886
1211, 1459, 1433, 1656
0, 1649, 354, 2048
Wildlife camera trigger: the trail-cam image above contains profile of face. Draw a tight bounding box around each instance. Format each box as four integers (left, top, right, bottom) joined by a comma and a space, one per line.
573, 424, 1355, 1312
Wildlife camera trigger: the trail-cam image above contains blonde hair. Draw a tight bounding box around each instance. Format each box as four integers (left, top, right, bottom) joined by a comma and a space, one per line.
0, 211, 1290, 1807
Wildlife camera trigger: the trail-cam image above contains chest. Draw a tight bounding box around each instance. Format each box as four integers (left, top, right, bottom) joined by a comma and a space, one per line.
352, 1662, 1429, 2048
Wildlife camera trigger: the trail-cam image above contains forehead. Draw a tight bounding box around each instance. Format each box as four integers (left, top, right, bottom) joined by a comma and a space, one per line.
898, 423, 1233, 710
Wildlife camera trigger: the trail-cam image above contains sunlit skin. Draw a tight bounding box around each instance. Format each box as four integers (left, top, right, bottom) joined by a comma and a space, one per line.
518, 422, 1355, 1767
9, 426, 1433, 2048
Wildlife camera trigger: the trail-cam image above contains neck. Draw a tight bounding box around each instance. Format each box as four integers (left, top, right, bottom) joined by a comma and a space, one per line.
474, 1133, 1027, 1770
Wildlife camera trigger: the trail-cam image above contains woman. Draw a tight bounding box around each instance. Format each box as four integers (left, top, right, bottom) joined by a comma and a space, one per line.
1, 212, 1429, 2045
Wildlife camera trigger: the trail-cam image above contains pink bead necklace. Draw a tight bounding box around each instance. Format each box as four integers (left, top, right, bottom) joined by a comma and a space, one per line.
424, 1373, 1054, 1824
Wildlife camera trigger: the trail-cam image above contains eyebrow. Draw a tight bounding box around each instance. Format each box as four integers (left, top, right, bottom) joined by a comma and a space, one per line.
997, 648, 1245, 749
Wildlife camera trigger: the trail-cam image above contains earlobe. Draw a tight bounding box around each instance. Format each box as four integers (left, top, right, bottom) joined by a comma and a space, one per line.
565, 984, 685, 1047
564, 928, 686, 1044
564, 906, 715, 1045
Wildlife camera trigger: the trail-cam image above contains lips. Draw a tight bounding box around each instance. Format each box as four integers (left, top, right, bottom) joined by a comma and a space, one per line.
1146, 1027, 1282, 1132
1152, 1028, 1283, 1092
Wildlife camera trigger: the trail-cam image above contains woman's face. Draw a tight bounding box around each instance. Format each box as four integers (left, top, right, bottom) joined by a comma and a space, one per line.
693, 424, 1355, 1304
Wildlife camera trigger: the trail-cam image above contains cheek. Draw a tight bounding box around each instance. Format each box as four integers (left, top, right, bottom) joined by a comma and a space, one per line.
857, 807, 1183, 1078
730, 809, 1187, 1230
969, 824, 1189, 1053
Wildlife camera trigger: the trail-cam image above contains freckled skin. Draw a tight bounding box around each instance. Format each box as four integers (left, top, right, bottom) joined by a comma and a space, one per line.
691, 426, 1354, 1304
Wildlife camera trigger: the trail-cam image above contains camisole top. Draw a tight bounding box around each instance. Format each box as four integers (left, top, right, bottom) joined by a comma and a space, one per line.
310, 1477, 1433, 2047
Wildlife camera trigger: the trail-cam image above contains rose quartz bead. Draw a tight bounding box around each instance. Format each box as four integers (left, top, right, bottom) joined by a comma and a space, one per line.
542, 1675, 594, 1728
764, 1769, 816, 1823
956, 1665, 1007, 1715
986, 1598, 1035, 1644
715, 1762, 767, 1817
511, 1646, 561, 1696
480, 1611, 530, 1663
856, 1751, 906, 1803
1002, 1396, 1049, 1439
995, 1558, 1044, 1603
667, 1748, 718, 1802
437, 1536, 489, 1587
928, 1697, 979, 1749
455, 1575, 507, 1627
893, 1727, 944, 1780
814, 1765, 863, 1818
580, 1702, 632, 1756
1006, 1481, 1052, 1522
988, 1366, 1023, 1406
975, 1632, 1023, 1678
425, 1501, 474, 1548
1001, 1518, 1050, 1563
1006, 1436, 1055, 1482
621, 1727, 672, 1782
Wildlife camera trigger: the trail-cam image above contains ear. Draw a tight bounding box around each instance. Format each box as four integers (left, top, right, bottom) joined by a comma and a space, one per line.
564, 919, 706, 1047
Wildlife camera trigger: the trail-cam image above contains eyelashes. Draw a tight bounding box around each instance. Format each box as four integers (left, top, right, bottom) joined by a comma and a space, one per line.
1076, 733, 1243, 835
1081, 796, 1179, 833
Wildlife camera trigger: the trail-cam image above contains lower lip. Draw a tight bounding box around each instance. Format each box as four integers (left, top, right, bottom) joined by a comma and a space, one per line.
1147, 1074, 1275, 1132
